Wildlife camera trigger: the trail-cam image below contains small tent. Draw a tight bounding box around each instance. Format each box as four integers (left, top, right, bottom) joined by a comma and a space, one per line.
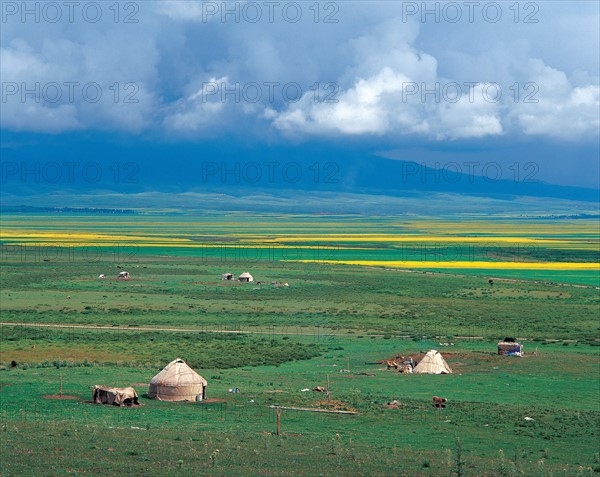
238, 272, 254, 283
148, 358, 207, 401
222, 273, 234, 280
498, 341, 523, 356
92, 385, 139, 407
118, 271, 130, 279
413, 350, 453, 374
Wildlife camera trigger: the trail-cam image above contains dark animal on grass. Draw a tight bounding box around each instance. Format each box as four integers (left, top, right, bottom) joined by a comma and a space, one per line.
432, 396, 447, 408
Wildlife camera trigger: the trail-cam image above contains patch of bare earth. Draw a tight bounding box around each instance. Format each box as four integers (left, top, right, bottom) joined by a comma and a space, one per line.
315, 399, 357, 412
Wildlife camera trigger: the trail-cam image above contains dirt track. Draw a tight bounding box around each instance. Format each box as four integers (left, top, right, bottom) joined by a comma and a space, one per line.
0, 322, 510, 340
1, 322, 260, 334
0, 322, 342, 337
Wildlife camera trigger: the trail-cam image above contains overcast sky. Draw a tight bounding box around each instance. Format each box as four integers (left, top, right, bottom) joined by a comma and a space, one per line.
1, 1, 599, 188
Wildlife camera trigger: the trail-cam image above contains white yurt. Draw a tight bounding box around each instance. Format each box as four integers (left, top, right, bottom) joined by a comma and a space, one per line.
238, 272, 254, 282
413, 350, 453, 374
148, 358, 207, 401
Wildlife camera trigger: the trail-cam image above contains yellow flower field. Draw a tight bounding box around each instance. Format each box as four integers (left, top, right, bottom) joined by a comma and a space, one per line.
1, 215, 598, 279
286, 260, 599, 271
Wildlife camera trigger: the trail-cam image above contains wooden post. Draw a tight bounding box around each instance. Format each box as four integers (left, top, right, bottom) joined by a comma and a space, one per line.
59, 374, 63, 398
347, 357, 350, 373
276, 408, 281, 436
327, 374, 331, 402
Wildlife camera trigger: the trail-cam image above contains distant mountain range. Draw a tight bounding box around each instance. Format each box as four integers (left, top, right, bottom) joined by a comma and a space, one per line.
1, 138, 598, 214
2, 152, 598, 202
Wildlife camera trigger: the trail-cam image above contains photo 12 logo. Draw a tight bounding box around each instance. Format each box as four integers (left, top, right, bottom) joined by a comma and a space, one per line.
201, 161, 339, 184
0, 243, 138, 263
401, 82, 539, 104
189, 1, 340, 24
1, 161, 140, 184
1, 82, 139, 104
1, 1, 140, 23
199, 242, 341, 263
401, 161, 539, 183
400, 1, 540, 24
196, 81, 339, 104
395, 241, 541, 262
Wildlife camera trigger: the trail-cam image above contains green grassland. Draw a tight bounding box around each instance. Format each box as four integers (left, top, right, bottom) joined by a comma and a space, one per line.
1, 335, 599, 476
1, 212, 599, 476
1, 256, 598, 341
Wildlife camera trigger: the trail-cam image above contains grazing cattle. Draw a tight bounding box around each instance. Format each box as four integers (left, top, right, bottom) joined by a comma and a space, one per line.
432, 396, 447, 408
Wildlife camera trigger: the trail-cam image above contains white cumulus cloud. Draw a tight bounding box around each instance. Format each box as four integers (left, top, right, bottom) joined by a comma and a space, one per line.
0, 1, 597, 143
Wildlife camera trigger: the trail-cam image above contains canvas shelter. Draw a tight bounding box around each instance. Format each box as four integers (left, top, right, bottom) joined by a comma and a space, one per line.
238, 272, 254, 282
222, 273, 234, 280
92, 385, 139, 407
118, 271, 130, 279
498, 341, 523, 356
413, 350, 453, 374
148, 358, 207, 401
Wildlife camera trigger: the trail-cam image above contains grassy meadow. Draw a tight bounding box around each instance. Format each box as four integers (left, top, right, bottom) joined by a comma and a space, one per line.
0, 212, 599, 476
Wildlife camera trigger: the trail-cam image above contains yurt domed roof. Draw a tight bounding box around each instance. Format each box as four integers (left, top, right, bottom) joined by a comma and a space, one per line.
150, 358, 207, 387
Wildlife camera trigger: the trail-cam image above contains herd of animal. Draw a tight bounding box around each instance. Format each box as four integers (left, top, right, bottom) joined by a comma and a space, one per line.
384, 356, 416, 373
